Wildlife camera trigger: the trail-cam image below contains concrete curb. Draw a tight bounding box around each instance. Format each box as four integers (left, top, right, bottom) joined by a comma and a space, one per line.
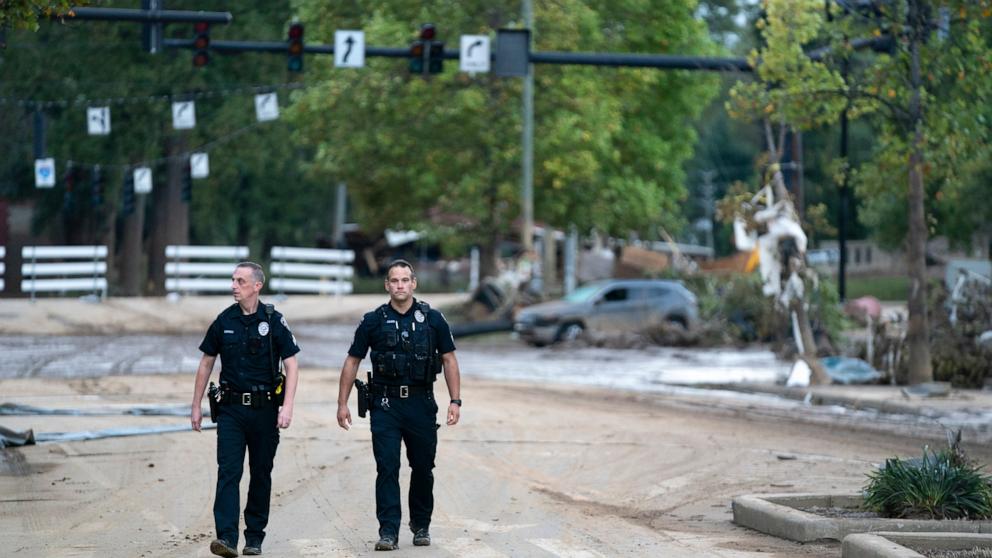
732, 493, 992, 542
703, 383, 983, 420
843, 532, 992, 558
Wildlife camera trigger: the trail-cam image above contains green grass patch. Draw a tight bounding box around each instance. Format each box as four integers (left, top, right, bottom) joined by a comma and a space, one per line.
842, 275, 910, 301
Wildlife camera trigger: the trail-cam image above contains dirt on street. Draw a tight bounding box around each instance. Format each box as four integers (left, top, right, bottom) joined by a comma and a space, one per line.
2, 370, 976, 558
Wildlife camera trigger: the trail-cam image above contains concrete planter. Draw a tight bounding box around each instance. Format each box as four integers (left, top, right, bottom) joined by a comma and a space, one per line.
843, 532, 992, 558
732, 493, 992, 543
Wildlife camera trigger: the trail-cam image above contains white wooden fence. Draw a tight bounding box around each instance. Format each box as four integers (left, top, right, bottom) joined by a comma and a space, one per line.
21, 245, 108, 300
165, 245, 248, 294
269, 246, 355, 295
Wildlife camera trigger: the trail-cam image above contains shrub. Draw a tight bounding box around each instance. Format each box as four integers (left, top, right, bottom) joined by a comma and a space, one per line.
863, 445, 992, 520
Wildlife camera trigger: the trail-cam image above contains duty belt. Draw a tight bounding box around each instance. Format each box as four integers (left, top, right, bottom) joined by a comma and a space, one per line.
371, 384, 432, 398
220, 388, 276, 406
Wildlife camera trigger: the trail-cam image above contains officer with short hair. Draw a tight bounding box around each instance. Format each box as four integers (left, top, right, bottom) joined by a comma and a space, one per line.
337, 259, 462, 551
191, 261, 300, 557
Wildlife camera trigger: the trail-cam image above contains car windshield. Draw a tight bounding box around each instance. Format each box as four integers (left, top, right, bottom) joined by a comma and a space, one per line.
563, 283, 603, 303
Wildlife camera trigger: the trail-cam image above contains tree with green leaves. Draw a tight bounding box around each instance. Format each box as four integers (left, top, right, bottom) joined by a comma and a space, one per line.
0, 1, 81, 32
729, 0, 992, 384
1, 1, 334, 294
290, 0, 719, 277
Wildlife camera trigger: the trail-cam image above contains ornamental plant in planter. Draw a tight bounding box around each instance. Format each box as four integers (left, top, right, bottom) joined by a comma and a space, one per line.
863, 434, 992, 521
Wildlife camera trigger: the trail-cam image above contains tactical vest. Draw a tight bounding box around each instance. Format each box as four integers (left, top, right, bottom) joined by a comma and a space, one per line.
370, 301, 438, 385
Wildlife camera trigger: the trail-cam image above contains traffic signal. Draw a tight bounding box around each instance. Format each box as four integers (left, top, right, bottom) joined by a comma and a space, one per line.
428, 40, 444, 74
63, 165, 76, 212
287, 22, 304, 72
90, 165, 103, 207
409, 23, 439, 75
409, 39, 425, 73
122, 170, 135, 215
192, 22, 210, 68
181, 162, 192, 203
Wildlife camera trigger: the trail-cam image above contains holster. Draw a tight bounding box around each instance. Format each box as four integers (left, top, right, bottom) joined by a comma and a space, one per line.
207, 382, 220, 423
273, 373, 286, 407
355, 374, 370, 418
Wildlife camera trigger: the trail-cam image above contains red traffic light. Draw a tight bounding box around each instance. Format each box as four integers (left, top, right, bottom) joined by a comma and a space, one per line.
193, 22, 210, 68
419, 23, 436, 40
288, 23, 304, 40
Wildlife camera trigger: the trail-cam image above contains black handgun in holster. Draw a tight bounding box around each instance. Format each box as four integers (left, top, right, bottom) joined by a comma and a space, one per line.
354, 372, 372, 418
207, 381, 220, 423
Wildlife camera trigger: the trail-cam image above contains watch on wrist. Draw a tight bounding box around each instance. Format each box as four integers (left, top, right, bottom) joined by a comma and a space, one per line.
450, 399, 462, 407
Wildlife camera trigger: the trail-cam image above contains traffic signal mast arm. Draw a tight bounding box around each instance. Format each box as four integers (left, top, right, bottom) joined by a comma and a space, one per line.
58, 7, 232, 24
164, 37, 750, 73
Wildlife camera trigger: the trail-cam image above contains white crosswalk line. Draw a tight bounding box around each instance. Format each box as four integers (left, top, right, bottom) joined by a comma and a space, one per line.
529, 538, 605, 558
444, 537, 510, 557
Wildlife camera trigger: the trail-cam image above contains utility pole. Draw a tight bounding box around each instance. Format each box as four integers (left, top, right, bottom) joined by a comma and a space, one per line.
700, 170, 717, 252
521, 0, 535, 254
838, 59, 850, 302
332, 182, 347, 248
791, 129, 804, 220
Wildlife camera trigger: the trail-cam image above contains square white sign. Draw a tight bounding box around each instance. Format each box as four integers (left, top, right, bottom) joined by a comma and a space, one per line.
335, 30, 366, 68
255, 93, 279, 122
460, 35, 490, 73
172, 101, 196, 130
35, 158, 56, 188
190, 152, 209, 179
87, 106, 111, 135
133, 167, 153, 194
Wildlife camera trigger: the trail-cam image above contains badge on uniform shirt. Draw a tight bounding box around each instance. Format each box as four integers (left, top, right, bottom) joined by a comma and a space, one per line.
258, 321, 270, 336
414, 309, 425, 323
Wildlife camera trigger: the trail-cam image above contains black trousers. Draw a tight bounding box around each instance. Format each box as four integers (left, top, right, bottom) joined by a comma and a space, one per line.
370, 392, 439, 537
214, 403, 280, 547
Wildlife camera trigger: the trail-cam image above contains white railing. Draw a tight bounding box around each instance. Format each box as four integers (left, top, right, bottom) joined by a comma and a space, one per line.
165, 245, 248, 294
21, 245, 108, 300
269, 246, 355, 295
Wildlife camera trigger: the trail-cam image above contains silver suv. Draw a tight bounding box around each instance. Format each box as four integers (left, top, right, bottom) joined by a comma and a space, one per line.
513, 279, 698, 346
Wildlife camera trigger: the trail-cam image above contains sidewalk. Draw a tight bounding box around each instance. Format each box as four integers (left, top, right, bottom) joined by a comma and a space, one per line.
0, 293, 470, 336
712, 382, 992, 418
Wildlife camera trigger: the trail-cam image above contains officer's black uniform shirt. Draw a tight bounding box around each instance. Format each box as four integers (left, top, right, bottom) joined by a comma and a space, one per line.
348, 298, 456, 365
200, 302, 301, 392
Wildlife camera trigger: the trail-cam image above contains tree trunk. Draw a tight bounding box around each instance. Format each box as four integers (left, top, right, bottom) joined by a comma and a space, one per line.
148, 137, 189, 296
119, 195, 146, 296
904, 1, 933, 385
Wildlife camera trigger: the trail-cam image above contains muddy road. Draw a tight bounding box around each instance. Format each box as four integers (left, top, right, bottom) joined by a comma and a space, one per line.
2, 366, 981, 558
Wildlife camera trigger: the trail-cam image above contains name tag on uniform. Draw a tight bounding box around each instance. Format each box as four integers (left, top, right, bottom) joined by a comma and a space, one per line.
224, 330, 235, 334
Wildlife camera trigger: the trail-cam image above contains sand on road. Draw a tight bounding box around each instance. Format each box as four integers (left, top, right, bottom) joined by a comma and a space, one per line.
1, 370, 970, 558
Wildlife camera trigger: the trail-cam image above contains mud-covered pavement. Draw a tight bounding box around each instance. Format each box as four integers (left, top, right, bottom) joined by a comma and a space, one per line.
0, 322, 788, 386
7, 370, 982, 558
3, 296, 991, 557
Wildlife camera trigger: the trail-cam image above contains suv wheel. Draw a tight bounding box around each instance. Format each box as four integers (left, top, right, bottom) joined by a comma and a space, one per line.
557, 323, 584, 342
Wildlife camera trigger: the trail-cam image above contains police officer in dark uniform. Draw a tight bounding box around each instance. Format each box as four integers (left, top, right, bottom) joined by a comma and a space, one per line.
337, 259, 462, 551
191, 262, 300, 557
